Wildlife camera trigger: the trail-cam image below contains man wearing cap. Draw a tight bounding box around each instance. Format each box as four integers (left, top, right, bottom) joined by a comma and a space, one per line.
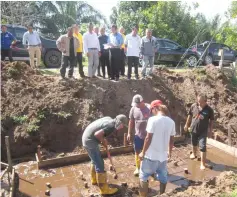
82, 114, 128, 195
127, 94, 150, 176
1, 25, 17, 62
139, 100, 175, 196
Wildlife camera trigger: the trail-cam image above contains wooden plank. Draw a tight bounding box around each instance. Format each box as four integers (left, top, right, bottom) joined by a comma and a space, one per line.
37, 136, 185, 169
207, 138, 237, 158
5, 136, 12, 171
9, 168, 15, 197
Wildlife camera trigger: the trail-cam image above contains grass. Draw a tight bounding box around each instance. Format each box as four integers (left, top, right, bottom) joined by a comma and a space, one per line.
53, 111, 72, 119
11, 115, 28, 124
219, 188, 237, 197
7, 67, 19, 77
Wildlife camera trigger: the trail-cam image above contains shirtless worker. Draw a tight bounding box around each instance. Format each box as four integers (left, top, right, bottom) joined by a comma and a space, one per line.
82, 114, 128, 195
127, 94, 150, 176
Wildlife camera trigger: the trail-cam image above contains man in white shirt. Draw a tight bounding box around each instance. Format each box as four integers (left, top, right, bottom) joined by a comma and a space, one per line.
83, 23, 101, 78
124, 25, 141, 80
23, 24, 42, 68
139, 100, 176, 196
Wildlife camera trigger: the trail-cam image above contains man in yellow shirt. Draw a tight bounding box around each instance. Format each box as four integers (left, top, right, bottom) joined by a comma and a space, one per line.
119, 27, 126, 76
73, 24, 85, 78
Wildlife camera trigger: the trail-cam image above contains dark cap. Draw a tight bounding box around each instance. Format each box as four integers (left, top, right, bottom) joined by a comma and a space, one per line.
115, 114, 128, 127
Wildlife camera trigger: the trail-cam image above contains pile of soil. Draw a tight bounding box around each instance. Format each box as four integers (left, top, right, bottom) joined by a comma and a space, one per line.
161, 171, 237, 197
1, 61, 237, 158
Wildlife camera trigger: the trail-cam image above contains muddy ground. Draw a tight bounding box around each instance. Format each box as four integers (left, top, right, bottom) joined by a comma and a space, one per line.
1, 61, 237, 158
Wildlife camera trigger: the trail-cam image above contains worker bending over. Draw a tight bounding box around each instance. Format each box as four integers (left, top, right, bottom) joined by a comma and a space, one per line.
82, 114, 128, 195
139, 100, 175, 196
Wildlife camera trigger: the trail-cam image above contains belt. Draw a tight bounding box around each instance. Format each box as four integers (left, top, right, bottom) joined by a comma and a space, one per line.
28, 45, 40, 47
88, 48, 97, 50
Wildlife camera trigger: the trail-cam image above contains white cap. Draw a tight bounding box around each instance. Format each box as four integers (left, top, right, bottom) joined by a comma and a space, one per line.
131, 94, 143, 107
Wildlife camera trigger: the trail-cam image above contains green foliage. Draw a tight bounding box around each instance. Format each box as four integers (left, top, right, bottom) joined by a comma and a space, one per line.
7, 67, 19, 77
219, 187, 237, 197
11, 115, 28, 124
27, 124, 40, 133
53, 111, 72, 119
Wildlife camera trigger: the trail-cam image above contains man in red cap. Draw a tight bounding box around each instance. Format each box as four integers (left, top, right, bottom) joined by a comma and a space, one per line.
139, 100, 175, 196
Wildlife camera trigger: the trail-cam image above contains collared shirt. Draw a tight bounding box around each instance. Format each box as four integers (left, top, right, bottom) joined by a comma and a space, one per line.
73, 32, 83, 52
121, 33, 125, 49
140, 36, 158, 56
83, 31, 100, 53
98, 34, 109, 51
56, 34, 79, 57
1, 31, 15, 49
124, 33, 141, 57
108, 32, 123, 48
23, 31, 41, 46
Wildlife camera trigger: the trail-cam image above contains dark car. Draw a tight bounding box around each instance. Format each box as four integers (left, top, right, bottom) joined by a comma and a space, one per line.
3, 25, 61, 68
192, 41, 237, 65
139, 38, 199, 67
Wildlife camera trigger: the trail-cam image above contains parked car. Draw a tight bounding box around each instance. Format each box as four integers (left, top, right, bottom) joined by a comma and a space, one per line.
192, 41, 237, 65
2, 25, 61, 68
139, 38, 199, 67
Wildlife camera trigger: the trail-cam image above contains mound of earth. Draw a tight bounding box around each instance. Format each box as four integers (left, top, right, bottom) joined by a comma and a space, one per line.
161, 171, 237, 197
1, 61, 237, 158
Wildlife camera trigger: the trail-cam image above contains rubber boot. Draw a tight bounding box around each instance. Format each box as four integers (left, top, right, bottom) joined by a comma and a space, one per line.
160, 183, 167, 195
90, 164, 97, 185
139, 180, 148, 197
134, 154, 140, 176
96, 172, 118, 195
200, 152, 206, 170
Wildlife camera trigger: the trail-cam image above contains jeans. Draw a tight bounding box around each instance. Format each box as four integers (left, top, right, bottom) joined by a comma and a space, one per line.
84, 146, 105, 172
139, 158, 168, 184
141, 56, 154, 76
1, 49, 13, 62
127, 56, 139, 79
60, 55, 76, 77
77, 52, 84, 76
191, 132, 207, 152
134, 135, 145, 153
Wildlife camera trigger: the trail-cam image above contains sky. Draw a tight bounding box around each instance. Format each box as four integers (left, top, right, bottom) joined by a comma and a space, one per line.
86, 0, 232, 24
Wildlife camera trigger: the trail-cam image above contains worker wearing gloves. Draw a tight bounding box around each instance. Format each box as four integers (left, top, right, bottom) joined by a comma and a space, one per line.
82, 114, 128, 195
127, 95, 150, 176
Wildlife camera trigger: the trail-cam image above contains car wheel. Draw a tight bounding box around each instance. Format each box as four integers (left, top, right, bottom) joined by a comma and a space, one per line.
184, 55, 198, 67
204, 54, 213, 65
44, 50, 61, 68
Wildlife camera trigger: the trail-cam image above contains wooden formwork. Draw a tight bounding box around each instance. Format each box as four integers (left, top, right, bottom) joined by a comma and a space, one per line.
36, 135, 185, 169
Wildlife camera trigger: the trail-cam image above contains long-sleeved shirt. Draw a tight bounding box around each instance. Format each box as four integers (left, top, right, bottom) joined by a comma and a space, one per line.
140, 36, 158, 56
121, 33, 125, 49
73, 32, 83, 53
83, 32, 100, 53
1, 31, 16, 49
108, 32, 123, 48
124, 33, 141, 57
98, 34, 108, 51
23, 31, 41, 46
56, 34, 79, 57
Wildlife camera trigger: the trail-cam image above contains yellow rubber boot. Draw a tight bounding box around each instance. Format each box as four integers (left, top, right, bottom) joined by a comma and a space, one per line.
134, 154, 140, 176
90, 164, 97, 185
96, 172, 118, 195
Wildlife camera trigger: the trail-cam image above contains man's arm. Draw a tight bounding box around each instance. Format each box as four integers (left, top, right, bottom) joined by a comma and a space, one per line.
56, 36, 64, 52
124, 36, 128, 52
168, 136, 174, 159
139, 133, 153, 160
94, 129, 108, 148
127, 119, 134, 141
140, 38, 144, 55
9, 33, 16, 44
184, 115, 192, 131
83, 34, 89, 55
22, 32, 27, 48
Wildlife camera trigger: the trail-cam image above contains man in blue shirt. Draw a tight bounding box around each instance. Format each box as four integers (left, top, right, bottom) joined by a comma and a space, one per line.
23, 24, 42, 68
1, 25, 16, 62
108, 25, 123, 81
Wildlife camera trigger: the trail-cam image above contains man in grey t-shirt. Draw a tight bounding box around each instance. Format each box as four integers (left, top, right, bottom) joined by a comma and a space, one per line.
127, 94, 150, 176
82, 114, 127, 195
140, 29, 158, 78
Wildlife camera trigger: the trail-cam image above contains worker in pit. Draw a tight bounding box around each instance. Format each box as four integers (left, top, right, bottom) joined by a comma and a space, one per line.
184, 93, 214, 170
82, 114, 128, 195
127, 94, 150, 176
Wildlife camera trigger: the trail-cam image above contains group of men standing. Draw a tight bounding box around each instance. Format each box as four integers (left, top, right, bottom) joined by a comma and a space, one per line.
82, 93, 214, 196
56, 23, 158, 81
